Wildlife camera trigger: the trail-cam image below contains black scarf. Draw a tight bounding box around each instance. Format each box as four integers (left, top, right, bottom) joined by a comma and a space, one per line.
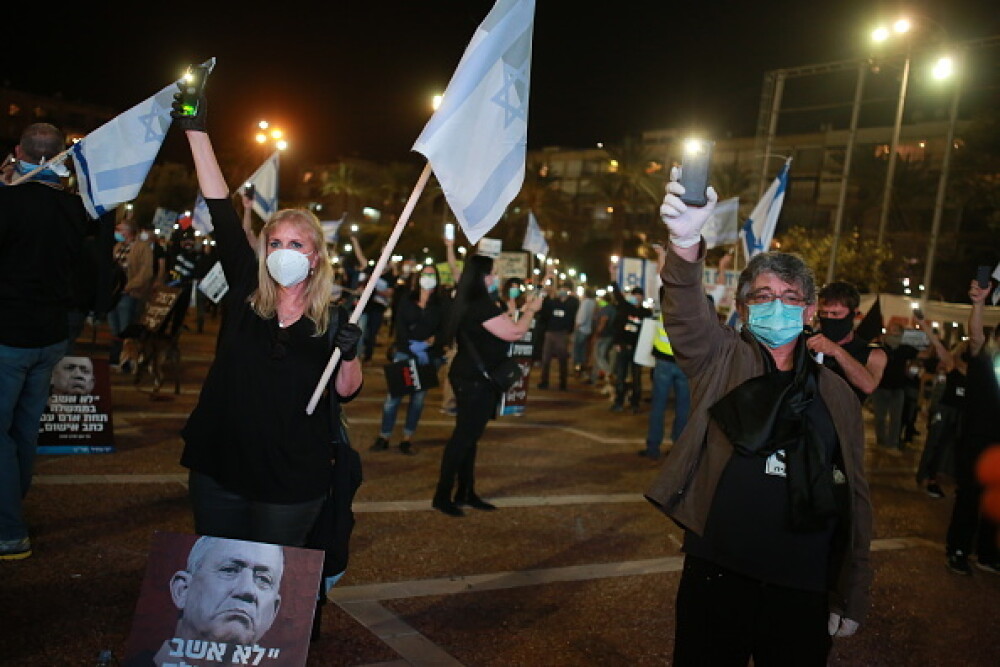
708, 334, 837, 531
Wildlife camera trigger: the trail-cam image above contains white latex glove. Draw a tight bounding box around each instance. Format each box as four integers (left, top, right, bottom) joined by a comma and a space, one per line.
660, 166, 718, 248
827, 612, 859, 637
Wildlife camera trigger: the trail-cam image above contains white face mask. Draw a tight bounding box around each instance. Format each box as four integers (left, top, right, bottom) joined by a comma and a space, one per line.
266, 248, 312, 287
419, 275, 437, 290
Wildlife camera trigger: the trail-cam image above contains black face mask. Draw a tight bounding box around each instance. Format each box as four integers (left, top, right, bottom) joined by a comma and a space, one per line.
818, 313, 854, 342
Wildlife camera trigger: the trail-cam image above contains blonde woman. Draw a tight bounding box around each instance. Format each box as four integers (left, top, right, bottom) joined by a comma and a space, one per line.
173, 92, 363, 547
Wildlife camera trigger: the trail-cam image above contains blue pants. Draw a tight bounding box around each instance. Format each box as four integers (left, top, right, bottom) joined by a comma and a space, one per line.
0, 340, 67, 540
380, 352, 432, 439
572, 330, 591, 367
108, 294, 141, 364
645, 357, 691, 456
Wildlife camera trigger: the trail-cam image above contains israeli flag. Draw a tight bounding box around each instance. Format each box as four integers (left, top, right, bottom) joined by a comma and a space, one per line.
413, 0, 535, 244
742, 158, 791, 259
702, 196, 740, 249
191, 192, 212, 234
71, 58, 215, 219
522, 210, 548, 256
72, 83, 175, 218
246, 151, 280, 221
617, 257, 660, 297
320, 216, 346, 244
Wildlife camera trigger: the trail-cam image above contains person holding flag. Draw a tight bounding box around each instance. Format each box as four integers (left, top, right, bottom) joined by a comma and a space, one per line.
646, 168, 872, 663
171, 88, 363, 548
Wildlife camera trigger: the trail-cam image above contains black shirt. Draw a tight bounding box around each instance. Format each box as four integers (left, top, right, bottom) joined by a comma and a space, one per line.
611, 300, 652, 347
180, 199, 356, 504
963, 347, 1000, 443
0, 182, 90, 347
540, 296, 578, 333
823, 336, 877, 400
449, 296, 507, 382
879, 344, 918, 390
394, 291, 446, 353
684, 370, 840, 592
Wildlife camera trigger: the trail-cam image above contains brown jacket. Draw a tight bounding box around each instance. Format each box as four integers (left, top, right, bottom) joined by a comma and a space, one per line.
116, 238, 154, 298
645, 244, 873, 622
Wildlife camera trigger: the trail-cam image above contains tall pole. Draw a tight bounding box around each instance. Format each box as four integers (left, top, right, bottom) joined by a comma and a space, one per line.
922, 62, 963, 305
874, 50, 911, 283
759, 72, 786, 199
827, 62, 867, 284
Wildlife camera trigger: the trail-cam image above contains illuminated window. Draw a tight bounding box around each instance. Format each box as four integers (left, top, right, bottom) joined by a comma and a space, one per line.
608, 159, 619, 173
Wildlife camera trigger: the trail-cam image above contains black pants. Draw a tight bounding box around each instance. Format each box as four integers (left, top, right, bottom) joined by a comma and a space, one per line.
435, 377, 497, 502
539, 330, 569, 387
946, 436, 1000, 561
189, 471, 325, 547
613, 344, 643, 408
674, 556, 832, 667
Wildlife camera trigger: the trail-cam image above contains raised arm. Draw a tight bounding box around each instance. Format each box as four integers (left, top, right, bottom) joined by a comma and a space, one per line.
483, 293, 544, 342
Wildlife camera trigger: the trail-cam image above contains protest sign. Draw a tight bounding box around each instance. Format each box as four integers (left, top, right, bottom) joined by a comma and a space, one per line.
140, 287, 182, 333
38, 356, 114, 454
500, 320, 535, 416
477, 237, 502, 258
124, 532, 323, 667
496, 251, 529, 281
197, 262, 229, 304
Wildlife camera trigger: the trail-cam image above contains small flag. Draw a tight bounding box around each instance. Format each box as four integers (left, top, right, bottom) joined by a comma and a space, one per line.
320, 216, 346, 244
702, 197, 740, 249
191, 193, 212, 234
151, 207, 179, 237
992, 261, 1000, 305
246, 151, 280, 221
413, 0, 535, 244
856, 295, 883, 342
742, 158, 791, 258
72, 58, 215, 219
522, 211, 549, 256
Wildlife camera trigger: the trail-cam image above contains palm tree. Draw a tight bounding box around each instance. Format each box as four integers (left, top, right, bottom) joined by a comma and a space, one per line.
589, 136, 665, 255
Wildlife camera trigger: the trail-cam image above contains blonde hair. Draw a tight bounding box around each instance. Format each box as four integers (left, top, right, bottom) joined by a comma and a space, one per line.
250, 208, 334, 336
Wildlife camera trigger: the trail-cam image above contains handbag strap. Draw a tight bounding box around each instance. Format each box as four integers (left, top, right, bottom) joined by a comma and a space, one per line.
459, 329, 493, 383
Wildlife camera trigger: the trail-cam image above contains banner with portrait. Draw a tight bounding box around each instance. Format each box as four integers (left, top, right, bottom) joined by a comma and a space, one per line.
37, 356, 115, 454
124, 532, 323, 667
500, 320, 535, 417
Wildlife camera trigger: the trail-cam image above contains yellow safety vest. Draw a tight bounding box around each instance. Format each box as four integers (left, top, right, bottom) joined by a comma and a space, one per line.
653, 317, 674, 356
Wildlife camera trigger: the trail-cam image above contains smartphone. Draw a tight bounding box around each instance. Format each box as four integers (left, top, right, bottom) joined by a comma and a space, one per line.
679, 139, 714, 207
178, 64, 211, 117
243, 182, 255, 201
444, 223, 455, 241
977, 265, 992, 289
350, 224, 360, 234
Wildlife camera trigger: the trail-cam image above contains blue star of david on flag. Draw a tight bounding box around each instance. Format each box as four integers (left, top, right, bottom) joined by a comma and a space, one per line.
137, 99, 168, 143
491, 60, 528, 128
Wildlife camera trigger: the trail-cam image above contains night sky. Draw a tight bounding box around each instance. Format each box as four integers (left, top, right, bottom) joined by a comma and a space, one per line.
6, 1, 998, 165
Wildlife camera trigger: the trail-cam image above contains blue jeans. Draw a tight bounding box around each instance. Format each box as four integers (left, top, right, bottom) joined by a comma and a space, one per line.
645, 357, 691, 456
572, 330, 591, 367
0, 339, 67, 539
380, 351, 436, 439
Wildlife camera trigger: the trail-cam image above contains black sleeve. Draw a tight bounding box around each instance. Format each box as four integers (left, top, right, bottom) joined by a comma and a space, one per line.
206, 198, 257, 303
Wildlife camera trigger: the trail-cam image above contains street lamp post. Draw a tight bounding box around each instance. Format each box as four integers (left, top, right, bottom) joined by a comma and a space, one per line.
921, 53, 963, 304
874, 48, 911, 253
826, 61, 867, 284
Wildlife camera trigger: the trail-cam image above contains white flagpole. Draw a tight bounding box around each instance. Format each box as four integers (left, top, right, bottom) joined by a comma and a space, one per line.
306, 162, 433, 414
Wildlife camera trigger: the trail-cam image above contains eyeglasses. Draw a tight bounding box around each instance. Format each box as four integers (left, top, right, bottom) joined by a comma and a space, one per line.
746, 290, 808, 307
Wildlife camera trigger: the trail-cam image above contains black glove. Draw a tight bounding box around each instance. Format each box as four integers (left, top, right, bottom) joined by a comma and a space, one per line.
334, 323, 362, 361
170, 88, 208, 132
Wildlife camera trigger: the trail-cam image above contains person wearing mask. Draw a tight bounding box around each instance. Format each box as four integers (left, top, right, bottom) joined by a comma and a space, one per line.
808, 281, 887, 402
372, 264, 447, 455
589, 293, 617, 389
433, 255, 543, 517
172, 89, 363, 547
109, 214, 154, 369
537, 282, 578, 390
609, 285, 652, 413
164, 227, 202, 338
944, 281, 1000, 575
647, 170, 872, 664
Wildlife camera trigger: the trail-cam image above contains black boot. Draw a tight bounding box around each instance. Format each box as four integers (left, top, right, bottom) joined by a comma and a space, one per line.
433, 481, 464, 517
454, 490, 497, 511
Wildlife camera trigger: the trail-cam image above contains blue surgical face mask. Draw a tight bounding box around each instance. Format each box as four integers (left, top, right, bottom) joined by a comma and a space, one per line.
746, 300, 805, 348
114, 231, 126, 243
625, 295, 638, 306
508, 287, 521, 299
487, 276, 498, 294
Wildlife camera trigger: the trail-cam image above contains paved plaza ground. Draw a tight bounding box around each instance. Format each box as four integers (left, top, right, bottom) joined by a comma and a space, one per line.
1, 318, 998, 665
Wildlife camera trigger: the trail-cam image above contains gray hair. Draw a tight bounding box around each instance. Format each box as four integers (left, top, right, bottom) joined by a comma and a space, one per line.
185, 536, 285, 581
736, 251, 816, 304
